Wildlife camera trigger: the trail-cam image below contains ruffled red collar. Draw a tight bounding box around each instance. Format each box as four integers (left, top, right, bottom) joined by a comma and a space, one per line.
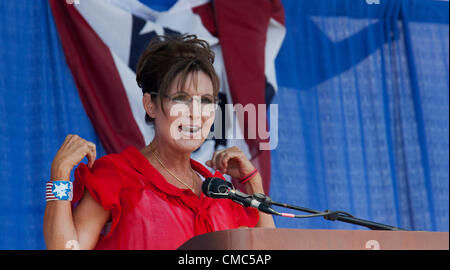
120, 146, 224, 198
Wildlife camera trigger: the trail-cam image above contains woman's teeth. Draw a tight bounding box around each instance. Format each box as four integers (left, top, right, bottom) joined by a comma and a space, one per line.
179, 125, 201, 134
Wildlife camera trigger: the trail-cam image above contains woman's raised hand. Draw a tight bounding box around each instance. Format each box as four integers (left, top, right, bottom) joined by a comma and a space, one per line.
206, 146, 255, 180
51, 135, 97, 180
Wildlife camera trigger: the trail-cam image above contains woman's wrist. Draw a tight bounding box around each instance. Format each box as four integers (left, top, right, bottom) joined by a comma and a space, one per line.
50, 164, 71, 181
242, 172, 265, 195
239, 168, 258, 184
238, 160, 257, 178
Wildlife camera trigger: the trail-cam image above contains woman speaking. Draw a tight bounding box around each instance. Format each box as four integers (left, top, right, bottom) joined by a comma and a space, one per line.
43, 34, 275, 250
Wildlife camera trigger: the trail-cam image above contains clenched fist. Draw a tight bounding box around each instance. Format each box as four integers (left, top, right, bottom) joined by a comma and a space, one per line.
206, 146, 256, 180
51, 135, 97, 180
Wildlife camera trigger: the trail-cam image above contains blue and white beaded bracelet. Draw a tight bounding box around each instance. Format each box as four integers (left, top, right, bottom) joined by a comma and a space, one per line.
46, 181, 73, 202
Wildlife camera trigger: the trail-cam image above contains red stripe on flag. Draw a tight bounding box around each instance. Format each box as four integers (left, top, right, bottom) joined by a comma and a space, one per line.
192, 2, 217, 37
49, 0, 145, 154
213, 0, 285, 194
271, 0, 286, 25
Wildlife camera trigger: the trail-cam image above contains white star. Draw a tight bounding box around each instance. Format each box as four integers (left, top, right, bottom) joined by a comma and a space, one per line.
53, 182, 68, 199
139, 21, 165, 36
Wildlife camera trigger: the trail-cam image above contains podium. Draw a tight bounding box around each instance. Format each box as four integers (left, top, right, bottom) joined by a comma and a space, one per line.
178, 228, 449, 250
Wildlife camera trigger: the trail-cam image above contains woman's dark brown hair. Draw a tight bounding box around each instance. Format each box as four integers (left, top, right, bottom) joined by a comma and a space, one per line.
136, 34, 220, 123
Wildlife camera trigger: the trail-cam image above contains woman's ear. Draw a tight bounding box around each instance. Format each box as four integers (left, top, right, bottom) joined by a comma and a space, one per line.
143, 93, 157, 119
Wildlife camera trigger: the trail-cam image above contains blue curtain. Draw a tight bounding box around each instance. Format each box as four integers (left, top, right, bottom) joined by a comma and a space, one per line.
0, 0, 448, 250
270, 0, 449, 232
0, 1, 107, 249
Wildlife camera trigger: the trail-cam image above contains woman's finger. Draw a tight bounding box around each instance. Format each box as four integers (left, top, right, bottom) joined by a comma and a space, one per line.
213, 151, 224, 172
211, 152, 217, 169
216, 152, 231, 173
214, 150, 228, 171
59, 134, 73, 148
86, 141, 96, 151
205, 160, 213, 168
210, 149, 223, 170
85, 143, 96, 168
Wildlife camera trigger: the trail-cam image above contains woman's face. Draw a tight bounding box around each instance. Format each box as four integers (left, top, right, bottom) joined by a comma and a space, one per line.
145, 71, 216, 154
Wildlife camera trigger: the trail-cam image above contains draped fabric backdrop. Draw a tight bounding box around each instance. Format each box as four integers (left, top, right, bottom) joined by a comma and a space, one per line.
271, 0, 449, 232
0, 0, 448, 249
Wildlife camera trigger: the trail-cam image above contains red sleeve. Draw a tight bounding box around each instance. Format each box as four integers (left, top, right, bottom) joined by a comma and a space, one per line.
72, 156, 122, 238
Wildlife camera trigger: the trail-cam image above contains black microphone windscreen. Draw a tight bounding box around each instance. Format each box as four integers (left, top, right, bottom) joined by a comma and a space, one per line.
202, 177, 233, 198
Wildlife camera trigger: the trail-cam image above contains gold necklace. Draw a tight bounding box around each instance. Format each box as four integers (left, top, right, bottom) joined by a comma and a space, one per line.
149, 147, 196, 193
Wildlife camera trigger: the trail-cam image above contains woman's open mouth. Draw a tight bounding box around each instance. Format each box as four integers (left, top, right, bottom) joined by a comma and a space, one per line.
178, 124, 202, 138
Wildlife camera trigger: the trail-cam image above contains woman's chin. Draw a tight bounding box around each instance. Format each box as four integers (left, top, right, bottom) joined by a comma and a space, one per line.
174, 138, 205, 153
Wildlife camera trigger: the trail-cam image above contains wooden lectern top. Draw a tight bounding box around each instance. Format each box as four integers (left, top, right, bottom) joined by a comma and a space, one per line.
178, 228, 449, 250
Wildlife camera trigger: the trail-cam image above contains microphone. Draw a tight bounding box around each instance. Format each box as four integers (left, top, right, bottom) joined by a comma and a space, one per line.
202, 177, 233, 198
202, 179, 406, 230
202, 177, 279, 215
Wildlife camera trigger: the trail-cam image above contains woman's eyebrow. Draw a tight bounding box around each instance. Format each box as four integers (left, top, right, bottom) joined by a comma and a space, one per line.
174, 90, 190, 95
176, 90, 214, 96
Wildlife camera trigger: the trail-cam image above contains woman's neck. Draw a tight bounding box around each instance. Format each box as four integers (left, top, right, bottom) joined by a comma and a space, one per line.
143, 138, 192, 175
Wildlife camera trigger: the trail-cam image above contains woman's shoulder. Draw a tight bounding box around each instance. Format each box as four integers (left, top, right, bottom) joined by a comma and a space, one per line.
75, 147, 139, 180
92, 146, 140, 169
92, 152, 126, 169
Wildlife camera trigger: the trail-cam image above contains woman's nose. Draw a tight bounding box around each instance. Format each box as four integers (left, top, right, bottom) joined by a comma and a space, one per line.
189, 96, 202, 120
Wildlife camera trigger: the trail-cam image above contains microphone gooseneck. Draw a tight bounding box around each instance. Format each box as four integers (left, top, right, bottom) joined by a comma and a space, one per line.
201, 177, 342, 218
201, 177, 405, 230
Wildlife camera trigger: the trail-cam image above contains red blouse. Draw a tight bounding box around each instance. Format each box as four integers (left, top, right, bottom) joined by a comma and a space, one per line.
72, 146, 259, 250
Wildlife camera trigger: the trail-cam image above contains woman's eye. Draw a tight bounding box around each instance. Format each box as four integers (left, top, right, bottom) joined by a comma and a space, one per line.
201, 97, 214, 104
172, 95, 191, 103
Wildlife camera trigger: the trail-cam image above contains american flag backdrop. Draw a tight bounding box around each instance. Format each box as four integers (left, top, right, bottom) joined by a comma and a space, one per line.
49, 0, 285, 193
